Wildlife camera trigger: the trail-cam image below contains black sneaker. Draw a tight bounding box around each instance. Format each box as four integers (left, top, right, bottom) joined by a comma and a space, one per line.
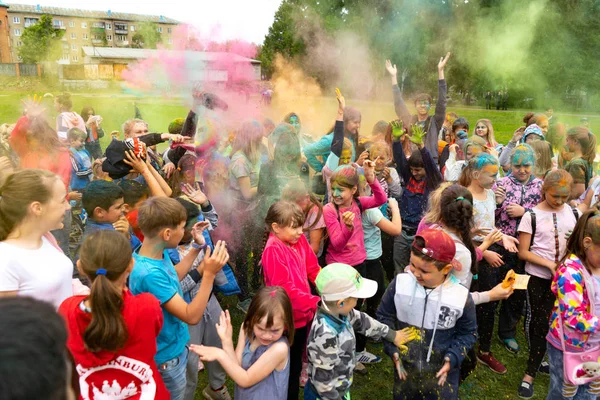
518, 380, 534, 399
538, 361, 550, 374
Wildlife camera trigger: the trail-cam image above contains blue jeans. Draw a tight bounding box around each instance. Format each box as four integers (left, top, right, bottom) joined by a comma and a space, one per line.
547, 343, 598, 400
159, 347, 188, 400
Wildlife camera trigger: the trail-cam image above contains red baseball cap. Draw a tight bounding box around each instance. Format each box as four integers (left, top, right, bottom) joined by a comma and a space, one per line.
412, 228, 456, 264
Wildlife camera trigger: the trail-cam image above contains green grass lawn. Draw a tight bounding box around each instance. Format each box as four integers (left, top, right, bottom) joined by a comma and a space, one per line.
194, 293, 550, 400
1, 89, 592, 399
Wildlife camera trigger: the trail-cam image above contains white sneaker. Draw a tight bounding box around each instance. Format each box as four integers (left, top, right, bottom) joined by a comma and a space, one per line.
355, 350, 381, 364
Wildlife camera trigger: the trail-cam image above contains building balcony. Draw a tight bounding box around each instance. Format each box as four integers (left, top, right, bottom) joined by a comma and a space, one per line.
92, 23, 105, 29
92, 39, 103, 45
115, 29, 128, 35
116, 40, 129, 46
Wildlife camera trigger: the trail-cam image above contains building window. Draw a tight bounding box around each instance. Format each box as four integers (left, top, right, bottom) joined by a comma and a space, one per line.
81, 22, 87, 28
106, 23, 112, 30
71, 32, 76, 39
116, 35, 127, 41
69, 21, 75, 28
72, 44, 77, 50
17, 41, 23, 47
17, 55, 23, 61
13, 17, 20, 24
72, 55, 78, 62
107, 34, 112, 41
168, 38, 172, 44
24, 18, 39, 27
54, 20, 63, 27
82, 33, 88, 40
62, 53, 69, 61
130, 25, 135, 32
168, 27, 172, 34
157, 26, 163, 33
14, 29, 21, 36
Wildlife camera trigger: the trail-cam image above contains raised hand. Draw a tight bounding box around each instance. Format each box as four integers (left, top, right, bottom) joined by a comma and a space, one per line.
182, 183, 209, 206
410, 124, 425, 148
191, 221, 211, 246
363, 159, 376, 183
21, 94, 46, 118
335, 88, 345, 113
385, 59, 398, 77
438, 52, 451, 71
391, 120, 404, 142
203, 240, 229, 275
123, 150, 148, 174
215, 310, 233, 343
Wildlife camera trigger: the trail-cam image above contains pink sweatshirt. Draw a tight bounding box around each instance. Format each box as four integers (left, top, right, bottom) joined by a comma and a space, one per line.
324, 178, 387, 266
261, 233, 321, 329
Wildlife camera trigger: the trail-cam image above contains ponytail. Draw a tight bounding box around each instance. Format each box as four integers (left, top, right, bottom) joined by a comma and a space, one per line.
79, 230, 132, 352
440, 185, 477, 275
560, 210, 600, 268
567, 127, 597, 165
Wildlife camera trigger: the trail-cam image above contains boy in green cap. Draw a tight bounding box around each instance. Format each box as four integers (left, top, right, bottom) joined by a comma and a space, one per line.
304, 263, 416, 400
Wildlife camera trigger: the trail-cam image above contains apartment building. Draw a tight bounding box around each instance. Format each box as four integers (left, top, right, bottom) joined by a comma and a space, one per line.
3, 3, 178, 63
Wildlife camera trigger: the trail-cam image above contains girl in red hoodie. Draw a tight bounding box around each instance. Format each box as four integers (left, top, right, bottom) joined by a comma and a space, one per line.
59, 230, 169, 400
261, 200, 321, 400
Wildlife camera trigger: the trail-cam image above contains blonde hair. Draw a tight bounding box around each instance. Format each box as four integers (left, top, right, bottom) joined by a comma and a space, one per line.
231, 120, 264, 164
422, 182, 452, 224
530, 140, 553, 179
474, 119, 498, 147
369, 140, 391, 159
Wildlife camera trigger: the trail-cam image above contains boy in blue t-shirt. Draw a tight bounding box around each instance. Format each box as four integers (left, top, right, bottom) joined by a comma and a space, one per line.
128, 197, 228, 400
68, 128, 93, 192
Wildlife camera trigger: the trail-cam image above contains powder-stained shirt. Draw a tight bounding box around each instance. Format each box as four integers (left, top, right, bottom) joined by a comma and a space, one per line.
228, 151, 260, 194
307, 308, 395, 400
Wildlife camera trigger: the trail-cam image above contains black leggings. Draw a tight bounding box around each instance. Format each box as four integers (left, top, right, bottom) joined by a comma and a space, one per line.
354, 259, 385, 352
288, 326, 308, 400
476, 243, 517, 352
524, 274, 554, 378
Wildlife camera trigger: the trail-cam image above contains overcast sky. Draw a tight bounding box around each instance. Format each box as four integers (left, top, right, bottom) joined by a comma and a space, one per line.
9, 0, 283, 44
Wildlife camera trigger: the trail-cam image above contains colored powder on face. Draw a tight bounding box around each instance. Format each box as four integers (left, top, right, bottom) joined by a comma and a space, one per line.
482, 165, 499, 175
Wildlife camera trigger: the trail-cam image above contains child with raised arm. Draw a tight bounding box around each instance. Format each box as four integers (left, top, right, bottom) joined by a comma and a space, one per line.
385, 53, 451, 165
305, 263, 416, 400
191, 287, 293, 400
128, 197, 229, 400
391, 122, 442, 273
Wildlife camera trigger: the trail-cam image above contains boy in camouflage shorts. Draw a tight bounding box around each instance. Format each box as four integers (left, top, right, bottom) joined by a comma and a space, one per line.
304, 263, 416, 400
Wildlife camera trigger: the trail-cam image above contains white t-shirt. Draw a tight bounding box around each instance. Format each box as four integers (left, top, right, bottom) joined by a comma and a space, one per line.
0, 236, 73, 308
473, 189, 496, 242
518, 205, 579, 280
362, 208, 385, 260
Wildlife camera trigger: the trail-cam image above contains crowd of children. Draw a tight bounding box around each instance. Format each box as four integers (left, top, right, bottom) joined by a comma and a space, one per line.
2, 53, 600, 400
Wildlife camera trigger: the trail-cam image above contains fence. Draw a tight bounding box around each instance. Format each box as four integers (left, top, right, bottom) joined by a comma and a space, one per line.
62, 64, 128, 81
0, 63, 41, 77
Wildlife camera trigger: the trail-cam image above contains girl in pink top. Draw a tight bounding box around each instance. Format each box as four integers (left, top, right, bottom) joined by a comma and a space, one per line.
260, 200, 321, 400
323, 162, 387, 266
322, 160, 387, 365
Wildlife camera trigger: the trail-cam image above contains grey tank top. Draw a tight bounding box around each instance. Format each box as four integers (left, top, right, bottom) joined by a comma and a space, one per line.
234, 337, 290, 400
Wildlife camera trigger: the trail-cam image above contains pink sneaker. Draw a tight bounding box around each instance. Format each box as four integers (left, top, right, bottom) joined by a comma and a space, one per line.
300, 361, 308, 387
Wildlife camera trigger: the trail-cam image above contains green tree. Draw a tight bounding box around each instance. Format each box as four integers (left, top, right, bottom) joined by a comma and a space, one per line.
18, 14, 65, 63
258, 0, 306, 78
131, 22, 162, 49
